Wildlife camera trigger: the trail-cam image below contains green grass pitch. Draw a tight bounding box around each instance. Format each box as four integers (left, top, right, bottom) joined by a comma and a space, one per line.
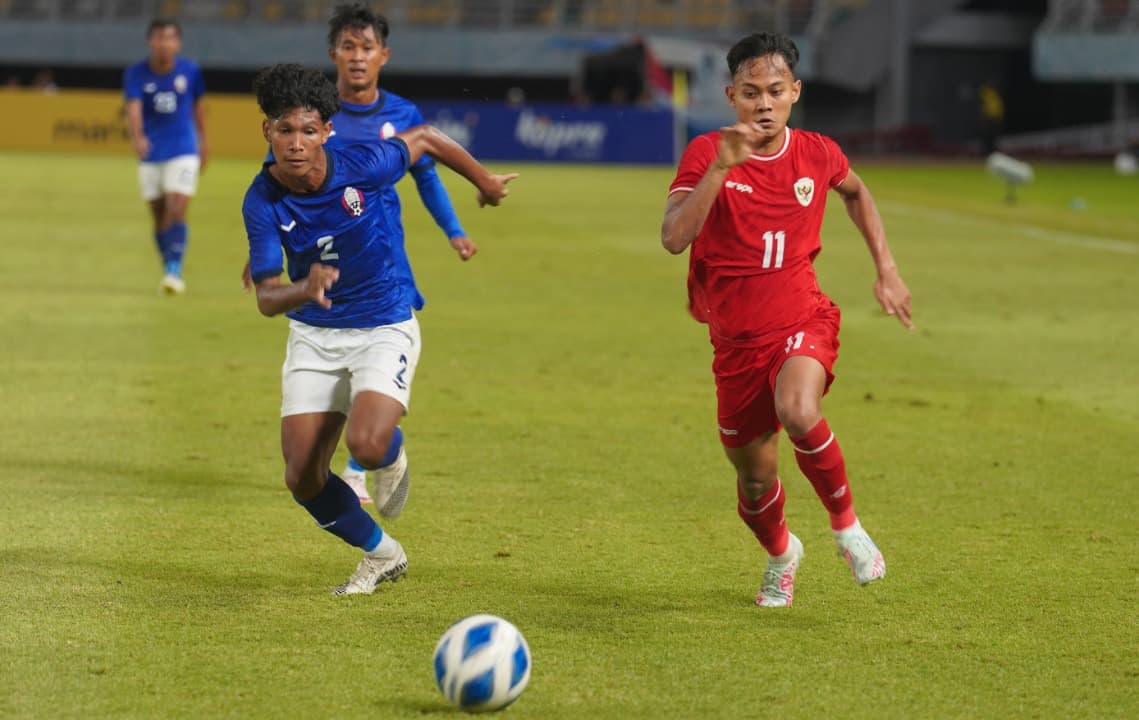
1, 151, 1136, 719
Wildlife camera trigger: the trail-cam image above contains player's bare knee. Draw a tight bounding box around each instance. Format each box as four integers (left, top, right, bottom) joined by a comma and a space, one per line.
737, 469, 777, 500
345, 427, 394, 469
284, 462, 323, 500
775, 396, 821, 438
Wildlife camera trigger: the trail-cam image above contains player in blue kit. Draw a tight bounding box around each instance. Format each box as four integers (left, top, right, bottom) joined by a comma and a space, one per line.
243, 63, 516, 595
123, 18, 207, 295
244, 4, 477, 508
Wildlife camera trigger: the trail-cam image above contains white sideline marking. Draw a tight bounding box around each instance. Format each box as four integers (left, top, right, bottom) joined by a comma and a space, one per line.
881, 201, 1139, 255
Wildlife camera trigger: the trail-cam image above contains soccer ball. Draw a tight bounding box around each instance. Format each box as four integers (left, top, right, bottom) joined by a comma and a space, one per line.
433, 614, 531, 713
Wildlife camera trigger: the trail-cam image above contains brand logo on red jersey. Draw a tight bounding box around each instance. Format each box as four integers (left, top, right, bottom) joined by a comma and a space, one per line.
725, 180, 753, 194
341, 187, 364, 217
794, 177, 815, 206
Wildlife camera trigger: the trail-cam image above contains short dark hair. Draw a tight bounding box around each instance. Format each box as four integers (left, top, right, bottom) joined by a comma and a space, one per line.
327, 3, 390, 48
727, 32, 799, 78
252, 64, 340, 122
147, 17, 181, 38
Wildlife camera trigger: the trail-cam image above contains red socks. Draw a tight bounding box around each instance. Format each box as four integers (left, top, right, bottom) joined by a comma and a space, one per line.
737, 478, 789, 557
790, 418, 857, 531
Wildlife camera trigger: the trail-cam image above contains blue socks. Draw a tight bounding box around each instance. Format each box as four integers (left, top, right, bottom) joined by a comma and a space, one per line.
297, 472, 382, 551
380, 426, 403, 468
155, 222, 188, 276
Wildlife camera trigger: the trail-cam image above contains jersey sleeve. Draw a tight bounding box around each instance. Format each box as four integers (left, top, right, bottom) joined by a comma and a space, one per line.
123, 65, 141, 100
411, 163, 465, 239
242, 184, 285, 284
821, 134, 851, 189
668, 134, 717, 196
362, 138, 411, 186
191, 62, 206, 101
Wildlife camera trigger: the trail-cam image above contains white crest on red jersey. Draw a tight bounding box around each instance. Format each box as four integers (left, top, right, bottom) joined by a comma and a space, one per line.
794, 177, 815, 207
380, 121, 397, 139
341, 186, 364, 217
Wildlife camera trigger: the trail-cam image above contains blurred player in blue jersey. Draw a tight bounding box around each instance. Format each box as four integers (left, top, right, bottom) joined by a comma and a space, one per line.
243, 4, 477, 508
243, 64, 515, 594
123, 18, 207, 295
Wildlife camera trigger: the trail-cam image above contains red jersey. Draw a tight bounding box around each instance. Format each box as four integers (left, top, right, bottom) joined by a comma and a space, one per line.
668, 127, 850, 347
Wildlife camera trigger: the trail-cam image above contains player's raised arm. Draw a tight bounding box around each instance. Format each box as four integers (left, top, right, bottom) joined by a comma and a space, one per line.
833, 170, 913, 330
661, 125, 759, 254
394, 125, 518, 208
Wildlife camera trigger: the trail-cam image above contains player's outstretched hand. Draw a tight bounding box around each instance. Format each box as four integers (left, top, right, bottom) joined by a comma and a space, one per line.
875, 268, 914, 330
477, 173, 520, 207
450, 236, 478, 261
715, 123, 762, 169
303, 263, 339, 310
133, 136, 151, 161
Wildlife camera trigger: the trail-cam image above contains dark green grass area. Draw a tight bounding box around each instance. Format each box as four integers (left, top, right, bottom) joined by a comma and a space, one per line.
1, 153, 1136, 719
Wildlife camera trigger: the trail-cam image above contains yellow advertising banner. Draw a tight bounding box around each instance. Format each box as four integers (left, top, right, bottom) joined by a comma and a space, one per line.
0, 88, 267, 158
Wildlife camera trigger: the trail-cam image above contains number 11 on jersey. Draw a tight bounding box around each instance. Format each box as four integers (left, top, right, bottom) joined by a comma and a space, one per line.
761, 230, 785, 269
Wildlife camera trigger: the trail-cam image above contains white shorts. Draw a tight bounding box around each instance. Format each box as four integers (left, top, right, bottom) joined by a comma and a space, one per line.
280, 316, 421, 418
138, 154, 200, 201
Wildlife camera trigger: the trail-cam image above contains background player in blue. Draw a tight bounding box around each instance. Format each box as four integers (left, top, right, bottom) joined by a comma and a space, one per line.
244, 3, 478, 507
243, 64, 516, 595
123, 18, 207, 295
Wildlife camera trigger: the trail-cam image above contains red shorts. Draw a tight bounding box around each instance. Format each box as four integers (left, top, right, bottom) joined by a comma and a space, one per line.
713, 303, 841, 447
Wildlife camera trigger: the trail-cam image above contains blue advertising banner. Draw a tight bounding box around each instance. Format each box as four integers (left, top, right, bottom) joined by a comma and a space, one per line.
417, 101, 676, 164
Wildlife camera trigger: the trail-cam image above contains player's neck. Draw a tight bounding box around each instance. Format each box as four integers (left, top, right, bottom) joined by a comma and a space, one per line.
338, 81, 380, 107
270, 149, 328, 194
148, 57, 176, 74
753, 126, 789, 157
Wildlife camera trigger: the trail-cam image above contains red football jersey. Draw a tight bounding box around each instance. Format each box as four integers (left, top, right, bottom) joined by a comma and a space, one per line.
668, 127, 850, 347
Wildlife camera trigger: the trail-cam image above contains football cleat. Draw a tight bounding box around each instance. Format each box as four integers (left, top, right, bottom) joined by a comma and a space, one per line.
835, 523, 886, 585
160, 273, 186, 295
756, 533, 804, 607
340, 463, 372, 504
332, 540, 407, 596
372, 446, 409, 519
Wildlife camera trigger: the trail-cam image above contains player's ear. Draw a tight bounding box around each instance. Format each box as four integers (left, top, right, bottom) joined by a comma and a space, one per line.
322, 121, 333, 143
725, 84, 735, 107
379, 46, 391, 68
261, 119, 271, 143
790, 78, 802, 104
328, 45, 336, 63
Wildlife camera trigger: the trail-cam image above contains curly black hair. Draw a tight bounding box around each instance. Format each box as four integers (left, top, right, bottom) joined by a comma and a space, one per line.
327, 2, 390, 48
252, 63, 340, 122
727, 32, 799, 78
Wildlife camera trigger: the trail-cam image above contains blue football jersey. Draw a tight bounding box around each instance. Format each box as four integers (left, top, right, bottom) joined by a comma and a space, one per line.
242, 141, 413, 329
123, 57, 204, 162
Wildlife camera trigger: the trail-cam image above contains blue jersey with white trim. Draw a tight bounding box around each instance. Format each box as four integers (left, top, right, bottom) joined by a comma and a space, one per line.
265, 89, 464, 310
242, 141, 413, 329
123, 57, 204, 162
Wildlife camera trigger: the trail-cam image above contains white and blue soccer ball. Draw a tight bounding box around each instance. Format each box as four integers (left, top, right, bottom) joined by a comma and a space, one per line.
433, 614, 531, 713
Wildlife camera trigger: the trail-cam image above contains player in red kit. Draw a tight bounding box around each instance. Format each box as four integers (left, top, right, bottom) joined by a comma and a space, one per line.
661, 32, 913, 607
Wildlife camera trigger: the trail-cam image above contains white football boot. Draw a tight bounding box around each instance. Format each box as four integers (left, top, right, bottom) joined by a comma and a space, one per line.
756, 533, 804, 607
160, 273, 186, 295
834, 522, 886, 585
371, 446, 409, 519
332, 540, 407, 596
340, 463, 372, 504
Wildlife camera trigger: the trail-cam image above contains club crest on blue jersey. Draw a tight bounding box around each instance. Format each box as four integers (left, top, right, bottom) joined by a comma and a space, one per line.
174, 75, 187, 93
381, 121, 397, 139
794, 177, 815, 207
342, 186, 365, 217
